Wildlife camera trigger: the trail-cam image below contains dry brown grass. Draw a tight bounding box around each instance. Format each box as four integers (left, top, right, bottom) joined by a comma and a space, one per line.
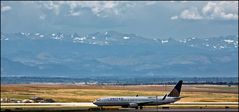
1, 84, 238, 102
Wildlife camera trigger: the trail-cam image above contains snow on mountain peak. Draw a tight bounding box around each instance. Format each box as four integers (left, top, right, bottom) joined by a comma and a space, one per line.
123, 36, 130, 40
104, 41, 109, 45
51, 33, 64, 40
1, 32, 238, 49
179, 39, 187, 43
74, 37, 86, 41
35, 33, 40, 36
219, 46, 225, 49
224, 39, 234, 43
161, 40, 168, 44
25, 33, 30, 36
39, 35, 44, 38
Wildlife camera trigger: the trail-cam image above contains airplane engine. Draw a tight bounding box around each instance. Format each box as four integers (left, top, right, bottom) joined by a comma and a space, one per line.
129, 103, 138, 108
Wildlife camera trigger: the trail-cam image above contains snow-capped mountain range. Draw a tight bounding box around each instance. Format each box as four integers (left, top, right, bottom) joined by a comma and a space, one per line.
1, 31, 238, 78
1, 31, 238, 49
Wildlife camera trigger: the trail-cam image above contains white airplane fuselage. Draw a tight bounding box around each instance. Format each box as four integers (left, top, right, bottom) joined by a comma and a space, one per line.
93, 96, 180, 107
93, 80, 183, 109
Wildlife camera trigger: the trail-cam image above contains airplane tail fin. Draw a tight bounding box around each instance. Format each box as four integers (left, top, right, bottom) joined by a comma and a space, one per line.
168, 80, 183, 97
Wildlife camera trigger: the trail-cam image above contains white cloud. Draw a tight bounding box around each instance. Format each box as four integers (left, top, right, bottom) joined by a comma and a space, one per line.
181, 1, 188, 3
79, 1, 119, 17
36, 1, 133, 17
171, 16, 178, 20
145, 1, 158, 5
1, 4, 12, 12
171, 1, 238, 20
170, 1, 189, 3
39, 14, 46, 20
202, 1, 238, 20
37, 1, 64, 15
179, 8, 203, 20
69, 11, 81, 16
66, 1, 135, 17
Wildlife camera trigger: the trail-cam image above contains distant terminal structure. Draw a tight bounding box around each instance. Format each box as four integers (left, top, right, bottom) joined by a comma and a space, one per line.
1, 97, 55, 103
1, 77, 238, 85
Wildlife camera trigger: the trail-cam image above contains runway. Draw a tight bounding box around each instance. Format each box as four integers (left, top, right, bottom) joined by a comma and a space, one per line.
2, 102, 238, 106
123, 108, 238, 112
1, 102, 238, 112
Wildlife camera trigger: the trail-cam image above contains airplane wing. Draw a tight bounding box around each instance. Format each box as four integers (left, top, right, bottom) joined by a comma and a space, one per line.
179, 96, 186, 98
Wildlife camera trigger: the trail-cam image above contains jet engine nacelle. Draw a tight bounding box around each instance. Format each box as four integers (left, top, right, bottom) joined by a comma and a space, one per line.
129, 103, 138, 108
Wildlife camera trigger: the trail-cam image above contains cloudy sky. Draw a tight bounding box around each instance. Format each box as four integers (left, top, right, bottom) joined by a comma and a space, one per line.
1, 1, 238, 39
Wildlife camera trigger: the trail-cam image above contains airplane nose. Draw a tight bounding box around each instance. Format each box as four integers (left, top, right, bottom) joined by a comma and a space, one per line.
93, 101, 98, 105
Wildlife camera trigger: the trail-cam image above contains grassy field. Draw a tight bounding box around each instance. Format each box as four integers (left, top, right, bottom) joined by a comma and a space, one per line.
1, 84, 238, 102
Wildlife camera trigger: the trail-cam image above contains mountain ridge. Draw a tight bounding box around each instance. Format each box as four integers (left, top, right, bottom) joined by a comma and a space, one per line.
1, 31, 238, 78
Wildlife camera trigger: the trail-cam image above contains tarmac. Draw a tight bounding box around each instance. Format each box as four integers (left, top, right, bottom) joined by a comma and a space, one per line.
1, 102, 238, 112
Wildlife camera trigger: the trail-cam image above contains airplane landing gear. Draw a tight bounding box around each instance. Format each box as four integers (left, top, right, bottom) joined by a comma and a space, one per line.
135, 106, 138, 110
135, 106, 143, 110
140, 106, 143, 110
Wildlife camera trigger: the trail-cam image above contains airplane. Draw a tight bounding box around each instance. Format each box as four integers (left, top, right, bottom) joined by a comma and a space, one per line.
93, 80, 183, 109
